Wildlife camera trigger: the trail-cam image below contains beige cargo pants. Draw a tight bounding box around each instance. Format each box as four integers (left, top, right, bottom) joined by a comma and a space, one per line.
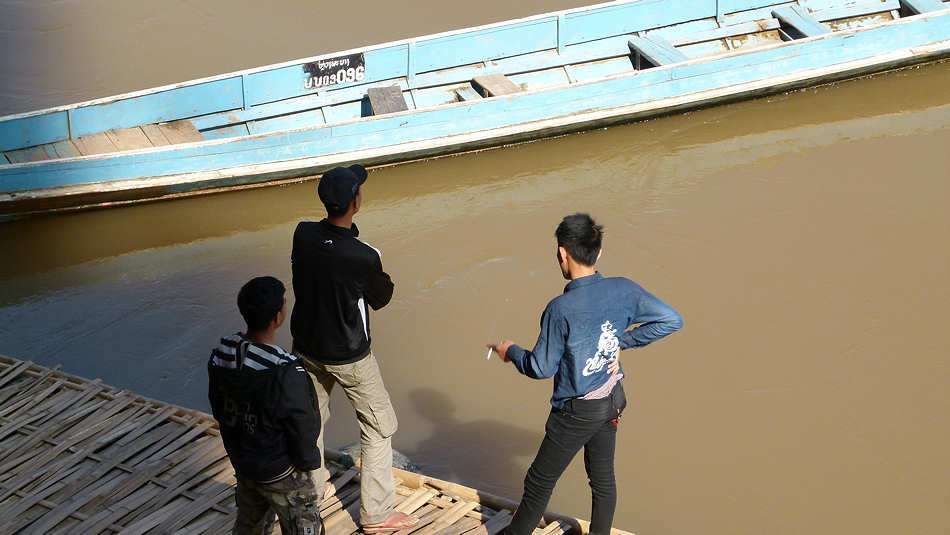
297, 352, 398, 526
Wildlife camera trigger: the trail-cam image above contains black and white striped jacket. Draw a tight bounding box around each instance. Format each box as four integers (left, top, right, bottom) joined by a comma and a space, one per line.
208, 333, 321, 483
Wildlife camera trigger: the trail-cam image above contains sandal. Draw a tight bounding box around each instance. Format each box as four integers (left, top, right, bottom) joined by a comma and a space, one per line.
362, 512, 419, 534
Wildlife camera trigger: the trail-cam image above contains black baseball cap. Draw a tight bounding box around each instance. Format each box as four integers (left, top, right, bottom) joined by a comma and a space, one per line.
318, 164, 367, 213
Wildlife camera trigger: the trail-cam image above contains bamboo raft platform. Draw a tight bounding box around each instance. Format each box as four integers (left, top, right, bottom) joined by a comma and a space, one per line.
0, 354, 632, 535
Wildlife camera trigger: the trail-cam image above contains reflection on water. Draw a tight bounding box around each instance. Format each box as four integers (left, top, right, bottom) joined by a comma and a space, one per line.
1, 2, 949, 533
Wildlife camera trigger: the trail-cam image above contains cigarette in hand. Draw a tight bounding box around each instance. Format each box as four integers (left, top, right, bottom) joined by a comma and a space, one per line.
486, 347, 493, 360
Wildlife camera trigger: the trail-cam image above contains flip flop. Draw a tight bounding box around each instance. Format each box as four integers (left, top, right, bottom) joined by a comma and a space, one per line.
362, 512, 419, 534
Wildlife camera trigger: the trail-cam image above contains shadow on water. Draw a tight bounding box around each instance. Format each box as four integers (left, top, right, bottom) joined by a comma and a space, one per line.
404, 387, 540, 500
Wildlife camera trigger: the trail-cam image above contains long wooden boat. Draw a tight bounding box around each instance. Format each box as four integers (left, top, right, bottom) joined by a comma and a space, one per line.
1, 0, 949, 220
0, 353, 631, 534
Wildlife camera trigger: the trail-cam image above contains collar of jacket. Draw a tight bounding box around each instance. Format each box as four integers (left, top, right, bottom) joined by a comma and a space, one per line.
320, 218, 360, 237
564, 271, 603, 293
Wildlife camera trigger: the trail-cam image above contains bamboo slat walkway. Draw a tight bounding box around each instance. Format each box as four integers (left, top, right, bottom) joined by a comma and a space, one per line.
0, 355, 631, 535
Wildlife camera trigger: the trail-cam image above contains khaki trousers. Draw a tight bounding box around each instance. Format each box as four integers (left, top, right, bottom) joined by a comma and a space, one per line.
297, 352, 398, 525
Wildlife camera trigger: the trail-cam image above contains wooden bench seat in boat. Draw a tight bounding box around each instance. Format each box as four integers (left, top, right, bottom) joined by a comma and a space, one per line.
773, 5, 832, 38
805, 0, 900, 22
367, 85, 409, 115
899, 0, 946, 13
472, 74, 522, 97
627, 36, 688, 68
455, 86, 483, 101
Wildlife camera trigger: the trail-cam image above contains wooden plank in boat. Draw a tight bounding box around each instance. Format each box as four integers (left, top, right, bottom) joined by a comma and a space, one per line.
563, 57, 634, 82
510, 67, 572, 90
141, 124, 172, 146
368, 85, 410, 115
628, 36, 689, 68
51, 140, 82, 158
772, 5, 833, 37
664, 19, 782, 46
900, 0, 946, 13
105, 127, 153, 151
472, 74, 521, 97
805, 0, 901, 21
73, 132, 120, 156
247, 110, 326, 135
157, 120, 204, 145
4, 144, 59, 163
455, 87, 483, 102
200, 123, 250, 140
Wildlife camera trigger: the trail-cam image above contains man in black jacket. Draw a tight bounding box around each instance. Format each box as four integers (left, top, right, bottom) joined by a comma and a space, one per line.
291, 165, 418, 533
209, 276, 323, 535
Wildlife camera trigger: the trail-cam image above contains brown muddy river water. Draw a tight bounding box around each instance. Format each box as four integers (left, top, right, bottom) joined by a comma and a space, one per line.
1, 2, 949, 534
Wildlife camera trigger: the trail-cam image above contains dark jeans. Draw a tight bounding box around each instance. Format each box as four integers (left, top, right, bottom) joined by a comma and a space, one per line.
507, 383, 626, 535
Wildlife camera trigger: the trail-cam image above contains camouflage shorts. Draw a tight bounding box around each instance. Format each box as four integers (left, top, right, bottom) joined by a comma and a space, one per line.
233, 469, 324, 535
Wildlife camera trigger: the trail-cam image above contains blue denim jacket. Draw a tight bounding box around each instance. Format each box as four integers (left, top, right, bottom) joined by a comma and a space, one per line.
506, 272, 683, 409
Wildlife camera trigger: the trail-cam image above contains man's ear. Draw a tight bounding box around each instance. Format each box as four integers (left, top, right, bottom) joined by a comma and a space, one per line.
558, 246, 569, 264
273, 301, 286, 329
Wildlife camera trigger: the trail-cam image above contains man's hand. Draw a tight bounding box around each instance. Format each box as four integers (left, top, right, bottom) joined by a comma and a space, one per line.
487, 341, 515, 363
607, 348, 622, 375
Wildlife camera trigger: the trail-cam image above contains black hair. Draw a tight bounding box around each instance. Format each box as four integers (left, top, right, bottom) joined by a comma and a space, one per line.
555, 213, 603, 266
324, 198, 349, 218
237, 276, 285, 332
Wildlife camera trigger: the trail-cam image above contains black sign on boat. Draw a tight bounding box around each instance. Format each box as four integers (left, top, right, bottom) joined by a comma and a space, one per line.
303, 53, 366, 90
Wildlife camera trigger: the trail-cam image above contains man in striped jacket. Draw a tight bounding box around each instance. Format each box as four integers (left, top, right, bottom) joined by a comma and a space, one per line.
208, 276, 324, 535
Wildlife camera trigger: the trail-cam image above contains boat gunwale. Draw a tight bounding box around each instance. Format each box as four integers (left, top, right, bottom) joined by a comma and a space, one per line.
2, 7, 947, 173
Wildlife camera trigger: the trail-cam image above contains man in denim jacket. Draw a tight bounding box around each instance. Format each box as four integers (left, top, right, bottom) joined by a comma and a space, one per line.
489, 213, 683, 535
